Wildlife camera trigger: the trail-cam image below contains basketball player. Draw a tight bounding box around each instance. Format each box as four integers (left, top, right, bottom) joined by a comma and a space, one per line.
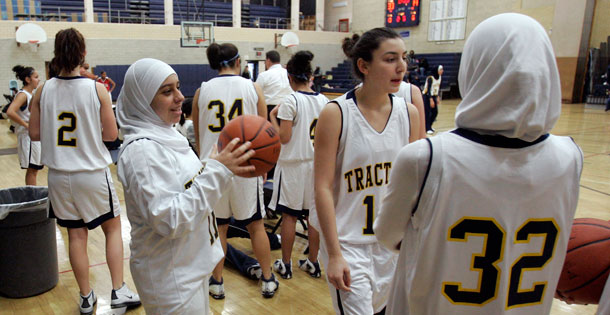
375, 14, 582, 315
116, 58, 255, 314
192, 42, 279, 298
268, 50, 327, 280
96, 71, 116, 94
6, 65, 42, 185
422, 65, 443, 134
312, 28, 421, 315
29, 28, 140, 314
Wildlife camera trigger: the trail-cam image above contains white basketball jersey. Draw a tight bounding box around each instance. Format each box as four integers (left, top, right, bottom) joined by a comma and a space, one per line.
396, 81, 412, 104
197, 75, 259, 159
389, 130, 582, 315
277, 91, 328, 162
40, 77, 112, 171
13, 90, 32, 134
333, 89, 411, 244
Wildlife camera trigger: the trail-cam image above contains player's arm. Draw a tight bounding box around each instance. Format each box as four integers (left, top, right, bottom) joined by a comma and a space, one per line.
192, 88, 201, 156
410, 85, 426, 138
6, 93, 29, 129
253, 82, 267, 119
97, 82, 118, 141
108, 77, 116, 93
375, 140, 430, 251
314, 102, 351, 291
407, 103, 421, 143
29, 82, 45, 141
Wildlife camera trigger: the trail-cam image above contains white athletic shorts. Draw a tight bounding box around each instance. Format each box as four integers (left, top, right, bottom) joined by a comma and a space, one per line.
319, 236, 398, 314
17, 131, 42, 170
214, 175, 265, 224
48, 167, 121, 229
268, 160, 314, 217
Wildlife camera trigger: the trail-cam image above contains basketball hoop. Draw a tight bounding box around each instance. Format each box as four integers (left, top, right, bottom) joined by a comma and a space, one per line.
280, 32, 300, 49
15, 23, 46, 53
196, 39, 207, 44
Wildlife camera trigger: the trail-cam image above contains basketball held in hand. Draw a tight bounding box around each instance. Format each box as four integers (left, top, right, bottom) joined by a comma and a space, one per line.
217, 115, 280, 178
555, 218, 610, 305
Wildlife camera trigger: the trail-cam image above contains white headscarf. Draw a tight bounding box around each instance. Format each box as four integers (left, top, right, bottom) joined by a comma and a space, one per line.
117, 58, 191, 155
455, 13, 561, 142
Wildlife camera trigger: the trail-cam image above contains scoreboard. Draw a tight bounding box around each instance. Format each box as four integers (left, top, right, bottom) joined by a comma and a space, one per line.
386, 0, 420, 28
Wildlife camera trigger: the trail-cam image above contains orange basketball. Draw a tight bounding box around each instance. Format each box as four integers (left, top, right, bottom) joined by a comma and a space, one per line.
556, 218, 610, 304
217, 115, 281, 178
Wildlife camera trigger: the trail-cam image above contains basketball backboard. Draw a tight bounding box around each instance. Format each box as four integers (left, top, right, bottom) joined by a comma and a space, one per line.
181, 21, 214, 48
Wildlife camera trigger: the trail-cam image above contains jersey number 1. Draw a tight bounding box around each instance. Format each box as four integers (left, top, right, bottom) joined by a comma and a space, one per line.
362, 195, 374, 235
57, 112, 77, 147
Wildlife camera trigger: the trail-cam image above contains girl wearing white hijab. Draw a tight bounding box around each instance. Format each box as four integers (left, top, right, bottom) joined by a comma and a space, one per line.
375, 14, 582, 314
116, 58, 255, 314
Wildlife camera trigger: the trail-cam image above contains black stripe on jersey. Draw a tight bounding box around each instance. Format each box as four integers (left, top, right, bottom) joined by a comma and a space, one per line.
336, 289, 345, 315
412, 138, 433, 216
55, 76, 87, 80
327, 101, 343, 143
297, 91, 319, 96
404, 97, 411, 138
451, 128, 550, 148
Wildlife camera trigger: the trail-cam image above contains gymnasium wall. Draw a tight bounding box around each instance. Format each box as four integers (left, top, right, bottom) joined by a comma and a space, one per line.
590, 0, 610, 49
324, 0, 352, 32
0, 20, 348, 97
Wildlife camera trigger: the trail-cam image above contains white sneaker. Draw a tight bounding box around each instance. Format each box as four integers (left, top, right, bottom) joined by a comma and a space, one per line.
426, 130, 434, 135
247, 263, 263, 280
272, 259, 292, 279
261, 273, 279, 298
79, 290, 97, 315
298, 258, 322, 278
209, 276, 225, 300
111, 283, 141, 309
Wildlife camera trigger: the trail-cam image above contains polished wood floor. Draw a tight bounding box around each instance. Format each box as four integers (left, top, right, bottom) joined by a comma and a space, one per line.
0, 100, 607, 314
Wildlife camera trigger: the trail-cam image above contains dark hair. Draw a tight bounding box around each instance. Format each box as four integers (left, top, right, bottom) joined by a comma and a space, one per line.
342, 27, 401, 80
266, 50, 280, 63
12, 65, 35, 85
207, 43, 239, 70
179, 98, 193, 126
432, 65, 441, 80
50, 28, 86, 75
286, 50, 314, 83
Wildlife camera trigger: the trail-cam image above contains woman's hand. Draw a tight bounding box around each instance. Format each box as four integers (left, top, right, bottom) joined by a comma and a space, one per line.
430, 97, 436, 108
210, 138, 256, 176
327, 254, 351, 292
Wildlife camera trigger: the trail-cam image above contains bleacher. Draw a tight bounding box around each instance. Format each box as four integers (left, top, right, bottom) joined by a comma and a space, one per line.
96, 64, 219, 101
321, 60, 358, 94
319, 52, 462, 97
585, 36, 609, 105
248, 4, 287, 29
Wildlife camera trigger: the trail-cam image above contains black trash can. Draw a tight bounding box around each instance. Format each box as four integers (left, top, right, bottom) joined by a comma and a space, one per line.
0, 186, 58, 298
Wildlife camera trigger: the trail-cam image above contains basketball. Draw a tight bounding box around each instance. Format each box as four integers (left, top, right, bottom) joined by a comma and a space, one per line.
556, 218, 610, 304
217, 115, 281, 178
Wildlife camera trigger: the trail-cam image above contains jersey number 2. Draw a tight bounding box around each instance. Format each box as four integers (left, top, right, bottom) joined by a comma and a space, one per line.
442, 217, 559, 309
208, 99, 243, 132
57, 112, 77, 147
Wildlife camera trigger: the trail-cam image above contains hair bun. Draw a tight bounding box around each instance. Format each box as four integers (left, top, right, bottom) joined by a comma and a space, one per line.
342, 34, 360, 59
12, 65, 25, 74
295, 50, 313, 63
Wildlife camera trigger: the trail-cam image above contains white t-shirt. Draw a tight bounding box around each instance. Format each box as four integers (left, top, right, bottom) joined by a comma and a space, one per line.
277, 91, 328, 162
256, 64, 293, 105
118, 138, 226, 314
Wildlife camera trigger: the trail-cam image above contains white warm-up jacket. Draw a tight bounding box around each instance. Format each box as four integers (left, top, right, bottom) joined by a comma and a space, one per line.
118, 138, 227, 314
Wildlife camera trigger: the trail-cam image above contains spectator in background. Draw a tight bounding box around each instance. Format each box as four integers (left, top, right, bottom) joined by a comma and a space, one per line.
256, 50, 293, 119
242, 66, 251, 80
419, 57, 429, 77
313, 66, 323, 93
407, 50, 419, 72
423, 65, 443, 134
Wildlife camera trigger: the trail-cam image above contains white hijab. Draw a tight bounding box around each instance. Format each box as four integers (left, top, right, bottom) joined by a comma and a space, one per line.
455, 13, 561, 142
117, 58, 191, 155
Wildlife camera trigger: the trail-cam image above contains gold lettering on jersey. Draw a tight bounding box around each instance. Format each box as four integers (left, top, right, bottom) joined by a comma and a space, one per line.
343, 162, 392, 193
184, 166, 206, 190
